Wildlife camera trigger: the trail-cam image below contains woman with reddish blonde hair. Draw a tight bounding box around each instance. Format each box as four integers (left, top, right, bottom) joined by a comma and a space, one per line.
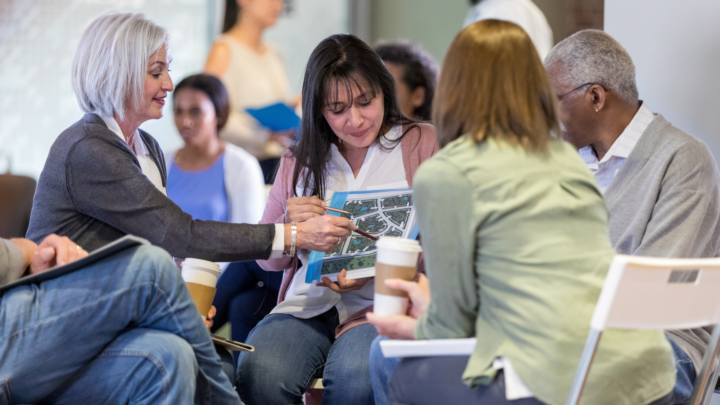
367, 20, 674, 405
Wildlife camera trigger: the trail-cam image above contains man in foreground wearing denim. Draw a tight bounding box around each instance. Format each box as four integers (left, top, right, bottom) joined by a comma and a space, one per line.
0, 234, 241, 405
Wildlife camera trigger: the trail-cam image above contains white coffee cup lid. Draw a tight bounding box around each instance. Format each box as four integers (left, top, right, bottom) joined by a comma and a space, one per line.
181, 258, 221, 275
376, 236, 422, 252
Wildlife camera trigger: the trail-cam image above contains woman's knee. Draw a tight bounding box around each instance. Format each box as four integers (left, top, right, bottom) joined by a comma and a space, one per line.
236, 315, 329, 403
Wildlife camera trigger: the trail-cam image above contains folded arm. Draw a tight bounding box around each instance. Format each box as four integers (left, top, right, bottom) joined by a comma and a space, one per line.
0, 235, 88, 286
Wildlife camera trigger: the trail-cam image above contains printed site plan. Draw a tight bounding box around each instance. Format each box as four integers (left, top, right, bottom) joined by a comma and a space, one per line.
305, 188, 419, 282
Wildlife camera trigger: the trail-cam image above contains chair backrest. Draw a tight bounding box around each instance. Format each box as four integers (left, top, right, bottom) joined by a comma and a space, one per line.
590, 254, 720, 331
0, 174, 36, 238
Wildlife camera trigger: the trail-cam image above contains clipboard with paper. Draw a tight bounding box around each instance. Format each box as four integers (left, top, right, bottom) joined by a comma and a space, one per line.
305, 188, 419, 283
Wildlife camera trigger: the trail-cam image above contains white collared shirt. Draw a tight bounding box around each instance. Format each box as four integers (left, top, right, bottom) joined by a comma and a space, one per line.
578, 103, 656, 194
101, 115, 285, 258
271, 125, 408, 322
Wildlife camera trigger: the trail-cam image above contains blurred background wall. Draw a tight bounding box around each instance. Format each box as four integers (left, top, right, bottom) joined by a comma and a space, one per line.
0, 0, 607, 179
0, 0, 349, 178
605, 0, 720, 163
367, 0, 603, 64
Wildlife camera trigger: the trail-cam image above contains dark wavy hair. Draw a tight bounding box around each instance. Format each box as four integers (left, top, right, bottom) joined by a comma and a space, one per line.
173, 74, 230, 132
291, 34, 415, 199
375, 41, 439, 121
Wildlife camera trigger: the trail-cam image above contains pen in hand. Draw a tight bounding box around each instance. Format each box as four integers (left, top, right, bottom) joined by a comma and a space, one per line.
323, 207, 378, 241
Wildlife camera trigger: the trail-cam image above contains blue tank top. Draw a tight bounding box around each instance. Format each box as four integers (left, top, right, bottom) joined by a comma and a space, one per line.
167, 153, 229, 222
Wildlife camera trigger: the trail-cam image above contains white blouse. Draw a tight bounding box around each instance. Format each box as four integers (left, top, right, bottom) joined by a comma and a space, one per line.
271, 125, 409, 323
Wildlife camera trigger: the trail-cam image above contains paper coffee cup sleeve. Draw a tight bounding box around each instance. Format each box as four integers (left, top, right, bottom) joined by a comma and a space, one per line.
186, 282, 216, 317
374, 263, 417, 297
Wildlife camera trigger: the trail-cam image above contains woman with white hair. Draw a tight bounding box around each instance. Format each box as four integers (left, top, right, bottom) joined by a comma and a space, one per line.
26, 13, 353, 275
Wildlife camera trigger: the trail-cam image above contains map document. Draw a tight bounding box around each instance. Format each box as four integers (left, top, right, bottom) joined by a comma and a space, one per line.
305, 188, 419, 283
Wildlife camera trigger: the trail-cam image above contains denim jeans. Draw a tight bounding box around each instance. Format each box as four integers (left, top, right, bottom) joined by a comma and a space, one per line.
0, 245, 239, 405
670, 338, 697, 404
211, 261, 282, 363
370, 335, 399, 405
236, 308, 378, 404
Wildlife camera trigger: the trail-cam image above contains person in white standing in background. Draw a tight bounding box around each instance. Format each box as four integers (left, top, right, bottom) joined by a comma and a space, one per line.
205, 0, 298, 183
464, 0, 553, 60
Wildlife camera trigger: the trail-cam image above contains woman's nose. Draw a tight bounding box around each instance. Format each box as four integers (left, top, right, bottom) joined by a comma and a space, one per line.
348, 106, 363, 127
164, 74, 174, 92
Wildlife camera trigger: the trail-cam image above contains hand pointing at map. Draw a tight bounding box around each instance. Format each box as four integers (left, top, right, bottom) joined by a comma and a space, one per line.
291, 215, 355, 252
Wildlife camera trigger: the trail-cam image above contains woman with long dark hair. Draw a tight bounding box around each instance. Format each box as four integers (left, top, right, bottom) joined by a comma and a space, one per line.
235, 34, 437, 404
205, 0, 296, 183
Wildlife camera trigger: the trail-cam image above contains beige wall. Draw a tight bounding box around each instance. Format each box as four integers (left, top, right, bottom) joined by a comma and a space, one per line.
534, 0, 566, 43
605, 0, 720, 162
368, 0, 570, 65
369, 0, 469, 64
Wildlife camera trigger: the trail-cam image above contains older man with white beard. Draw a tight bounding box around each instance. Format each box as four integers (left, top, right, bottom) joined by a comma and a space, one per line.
545, 29, 720, 404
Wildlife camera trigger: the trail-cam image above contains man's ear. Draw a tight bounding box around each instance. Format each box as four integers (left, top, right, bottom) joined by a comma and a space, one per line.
589, 84, 607, 112
410, 86, 426, 108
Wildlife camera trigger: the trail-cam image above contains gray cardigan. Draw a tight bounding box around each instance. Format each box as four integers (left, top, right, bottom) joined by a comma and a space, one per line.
26, 113, 274, 262
606, 113, 720, 370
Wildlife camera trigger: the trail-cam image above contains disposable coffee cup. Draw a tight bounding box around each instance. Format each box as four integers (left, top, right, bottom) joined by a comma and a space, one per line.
181, 258, 221, 320
374, 237, 422, 316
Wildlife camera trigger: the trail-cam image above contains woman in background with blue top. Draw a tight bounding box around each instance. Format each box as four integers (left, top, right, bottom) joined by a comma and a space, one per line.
166, 73, 282, 354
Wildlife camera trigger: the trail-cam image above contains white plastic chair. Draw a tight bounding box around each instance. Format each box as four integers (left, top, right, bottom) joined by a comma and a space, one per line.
567, 255, 720, 405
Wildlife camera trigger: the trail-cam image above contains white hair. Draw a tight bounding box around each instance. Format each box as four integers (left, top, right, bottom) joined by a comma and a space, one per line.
72, 12, 168, 120
544, 29, 638, 104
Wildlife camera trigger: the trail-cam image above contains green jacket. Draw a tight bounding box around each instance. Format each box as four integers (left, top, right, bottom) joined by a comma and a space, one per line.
414, 135, 675, 405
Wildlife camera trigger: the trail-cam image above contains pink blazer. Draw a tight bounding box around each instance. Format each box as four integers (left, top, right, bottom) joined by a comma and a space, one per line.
257, 123, 438, 336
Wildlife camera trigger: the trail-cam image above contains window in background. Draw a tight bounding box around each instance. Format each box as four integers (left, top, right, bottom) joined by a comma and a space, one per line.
0, 0, 211, 179
0, 0, 351, 179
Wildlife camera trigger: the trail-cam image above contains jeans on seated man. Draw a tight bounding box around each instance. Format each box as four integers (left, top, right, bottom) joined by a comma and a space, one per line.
544, 29, 720, 403
0, 234, 240, 405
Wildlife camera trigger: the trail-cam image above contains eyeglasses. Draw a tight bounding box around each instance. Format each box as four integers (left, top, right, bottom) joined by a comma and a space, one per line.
557, 82, 601, 101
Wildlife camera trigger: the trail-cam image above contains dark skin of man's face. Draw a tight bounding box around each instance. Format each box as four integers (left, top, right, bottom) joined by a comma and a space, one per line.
547, 64, 600, 150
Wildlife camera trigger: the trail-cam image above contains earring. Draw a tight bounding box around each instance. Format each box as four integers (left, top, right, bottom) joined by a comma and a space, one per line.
594, 107, 599, 113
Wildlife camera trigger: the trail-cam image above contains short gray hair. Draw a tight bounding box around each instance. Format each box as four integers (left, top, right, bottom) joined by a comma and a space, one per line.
72, 12, 168, 120
544, 30, 638, 104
